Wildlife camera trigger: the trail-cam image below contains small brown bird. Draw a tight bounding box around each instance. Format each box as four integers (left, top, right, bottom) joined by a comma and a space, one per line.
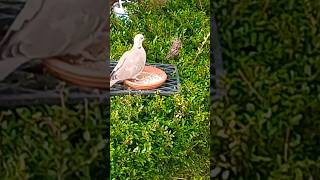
165, 38, 182, 59
110, 34, 146, 87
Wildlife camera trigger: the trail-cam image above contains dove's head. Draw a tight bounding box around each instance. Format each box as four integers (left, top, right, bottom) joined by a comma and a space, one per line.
133, 34, 145, 48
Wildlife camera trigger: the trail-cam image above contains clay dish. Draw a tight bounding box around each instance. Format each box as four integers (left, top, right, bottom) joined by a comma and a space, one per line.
124, 66, 167, 90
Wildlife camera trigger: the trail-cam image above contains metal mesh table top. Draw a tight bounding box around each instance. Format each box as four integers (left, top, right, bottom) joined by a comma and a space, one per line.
0, 60, 180, 107
110, 61, 180, 96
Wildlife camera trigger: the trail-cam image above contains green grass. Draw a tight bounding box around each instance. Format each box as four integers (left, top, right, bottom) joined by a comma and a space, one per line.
212, 0, 320, 179
110, 0, 210, 179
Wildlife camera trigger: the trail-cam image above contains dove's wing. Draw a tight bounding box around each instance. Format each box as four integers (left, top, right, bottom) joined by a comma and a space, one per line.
0, 0, 44, 49
0, 0, 46, 80
112, 48, 146, 81
110, 49, 133, 87
110, 50, 131, 77
61, 0, 107, 57
10, 0, 44, 31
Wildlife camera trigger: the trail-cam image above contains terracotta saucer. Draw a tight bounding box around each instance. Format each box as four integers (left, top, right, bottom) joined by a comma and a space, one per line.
124, 66, 167, 90
43, 58, 108, 89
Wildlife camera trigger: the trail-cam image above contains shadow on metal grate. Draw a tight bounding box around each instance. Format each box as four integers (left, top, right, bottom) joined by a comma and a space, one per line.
0, 60, 107, 107
110, 61, 180, 96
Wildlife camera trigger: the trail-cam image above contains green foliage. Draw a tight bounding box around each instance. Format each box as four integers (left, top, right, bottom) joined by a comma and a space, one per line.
0, 101, 106, 179
212, 0, 320, 179
110, 0, 210, 179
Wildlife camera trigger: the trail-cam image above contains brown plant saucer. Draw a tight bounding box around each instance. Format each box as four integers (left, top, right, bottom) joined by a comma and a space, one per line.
124, 66, 167, 90
43, 58, 108, 89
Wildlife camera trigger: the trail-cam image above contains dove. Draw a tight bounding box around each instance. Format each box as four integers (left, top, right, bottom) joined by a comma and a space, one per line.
0, 0, 107, 81
110, 34, 146, 87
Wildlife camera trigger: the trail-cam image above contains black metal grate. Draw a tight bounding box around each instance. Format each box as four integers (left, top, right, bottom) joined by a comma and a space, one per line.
110, 61, 180, 96
0, 60, 180, 107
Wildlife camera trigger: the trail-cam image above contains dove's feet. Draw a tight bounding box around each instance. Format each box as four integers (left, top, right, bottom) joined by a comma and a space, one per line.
129, 77, 141, 82
134, 76, 144, 81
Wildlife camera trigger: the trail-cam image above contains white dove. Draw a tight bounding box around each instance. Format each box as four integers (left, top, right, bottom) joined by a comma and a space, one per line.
0, 0, 107, 81
110, 34, 146, 87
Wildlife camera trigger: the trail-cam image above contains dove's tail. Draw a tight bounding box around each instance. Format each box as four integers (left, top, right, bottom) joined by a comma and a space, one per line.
0, 56, 30, 81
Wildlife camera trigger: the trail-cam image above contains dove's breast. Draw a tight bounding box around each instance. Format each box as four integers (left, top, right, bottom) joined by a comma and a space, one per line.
113, 47, 146, 81
132, 48, 146, 63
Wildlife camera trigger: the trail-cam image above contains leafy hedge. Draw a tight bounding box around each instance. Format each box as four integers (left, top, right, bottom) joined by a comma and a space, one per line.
110, 0, 210, 179
212, 0, 320, 179
1, 102, 107, 179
